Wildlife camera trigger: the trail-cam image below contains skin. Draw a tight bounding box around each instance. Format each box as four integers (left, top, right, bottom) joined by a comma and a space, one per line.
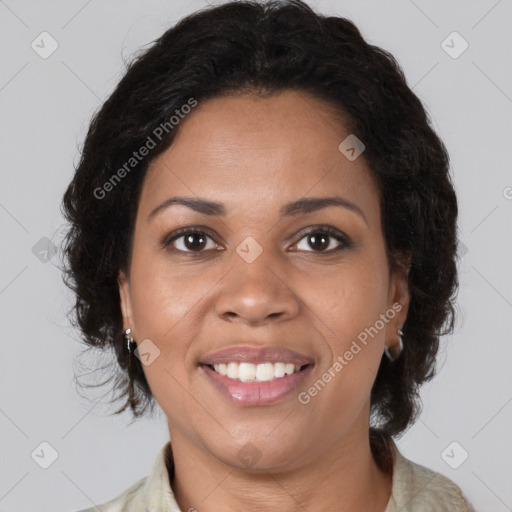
118, 90, 410, 512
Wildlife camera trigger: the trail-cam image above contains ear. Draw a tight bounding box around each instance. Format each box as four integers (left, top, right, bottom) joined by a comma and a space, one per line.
385, 264, 410, 350
118, 270, 135, 336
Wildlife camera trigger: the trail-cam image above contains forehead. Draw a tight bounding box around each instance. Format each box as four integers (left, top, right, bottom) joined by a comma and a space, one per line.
140, 90, 379, 222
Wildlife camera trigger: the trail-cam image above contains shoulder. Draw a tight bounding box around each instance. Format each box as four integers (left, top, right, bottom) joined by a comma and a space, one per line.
73, 441, 180, 512
386, 445, 476, 512
74, 476, 148, 512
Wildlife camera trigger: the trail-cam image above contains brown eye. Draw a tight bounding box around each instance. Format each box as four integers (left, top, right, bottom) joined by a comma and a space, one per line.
294, 227, 350, 253
181, 232, 208, 251
307, 232, 330, 251
165, 230, 218, 253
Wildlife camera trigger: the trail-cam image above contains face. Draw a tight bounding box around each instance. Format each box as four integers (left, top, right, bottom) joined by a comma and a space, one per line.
118, 90, 409, 471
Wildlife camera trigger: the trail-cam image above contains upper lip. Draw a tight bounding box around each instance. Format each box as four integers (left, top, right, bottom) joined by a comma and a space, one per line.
199, 345, 315, 366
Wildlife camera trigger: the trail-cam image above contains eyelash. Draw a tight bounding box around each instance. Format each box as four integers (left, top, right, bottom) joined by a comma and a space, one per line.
160, 224, 352, 256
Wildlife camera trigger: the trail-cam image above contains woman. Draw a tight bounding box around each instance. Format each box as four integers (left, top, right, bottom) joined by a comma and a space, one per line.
63, 1, 475, 510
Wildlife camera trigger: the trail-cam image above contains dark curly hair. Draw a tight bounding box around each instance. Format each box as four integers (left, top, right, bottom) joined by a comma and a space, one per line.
61, 0, 458, 466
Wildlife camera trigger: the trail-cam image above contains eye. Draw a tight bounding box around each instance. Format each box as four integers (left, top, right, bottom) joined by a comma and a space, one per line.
162, 228, 220, 254
161, 224, 351, 255
293, 225, 350, 253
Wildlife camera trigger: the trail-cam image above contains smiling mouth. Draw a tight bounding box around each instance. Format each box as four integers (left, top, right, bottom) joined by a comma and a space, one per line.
202, 362, 312, 382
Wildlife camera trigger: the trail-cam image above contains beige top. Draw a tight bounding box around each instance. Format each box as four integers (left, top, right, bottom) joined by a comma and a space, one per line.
77, 440, 476, 511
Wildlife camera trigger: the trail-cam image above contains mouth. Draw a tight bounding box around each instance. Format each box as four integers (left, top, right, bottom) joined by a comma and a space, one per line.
201, 361, 313, 382
198, 344, 315, 405
200, 362, 314, 405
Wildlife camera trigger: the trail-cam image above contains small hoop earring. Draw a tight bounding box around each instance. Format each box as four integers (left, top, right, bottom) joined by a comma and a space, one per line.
125, 328, 136, 355
385, 327, 404, 362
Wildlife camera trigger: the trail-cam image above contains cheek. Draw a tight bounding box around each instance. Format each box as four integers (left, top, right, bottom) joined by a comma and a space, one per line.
298, 255, 389, 402
127, 263, 200, 417
304, 256, 389, 339
127, 251, 205, 388
129, 249, 201, 335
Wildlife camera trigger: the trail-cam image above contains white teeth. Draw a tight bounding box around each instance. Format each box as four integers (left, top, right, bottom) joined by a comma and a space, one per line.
211, 362, 303, 381
274, 362, 285, 378
256, 362, 274, 381
285, 363, 295, 375
239, 362, 256, 382
227, 362, 238, 379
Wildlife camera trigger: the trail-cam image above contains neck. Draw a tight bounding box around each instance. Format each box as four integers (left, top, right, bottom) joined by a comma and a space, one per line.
167, 427, 393, 512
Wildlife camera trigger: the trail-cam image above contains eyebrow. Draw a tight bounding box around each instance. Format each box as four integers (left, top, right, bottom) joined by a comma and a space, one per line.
147, 195, 367, 225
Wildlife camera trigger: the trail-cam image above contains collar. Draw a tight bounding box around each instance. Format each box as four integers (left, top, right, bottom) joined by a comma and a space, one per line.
139, 441, 180, 511
136, 440, 473, 512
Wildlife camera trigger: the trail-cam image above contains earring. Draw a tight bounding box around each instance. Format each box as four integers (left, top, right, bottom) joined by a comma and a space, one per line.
125, 328, 136, 355
384, 327, 404, 362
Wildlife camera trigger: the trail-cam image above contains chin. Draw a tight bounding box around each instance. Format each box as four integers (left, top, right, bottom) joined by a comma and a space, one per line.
202, 430, 309, 472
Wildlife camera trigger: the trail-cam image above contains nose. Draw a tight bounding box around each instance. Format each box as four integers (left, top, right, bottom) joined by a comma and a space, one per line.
214, 250, 300, 326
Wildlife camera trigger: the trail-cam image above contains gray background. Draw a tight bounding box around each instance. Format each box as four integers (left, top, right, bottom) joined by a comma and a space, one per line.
1, 0, 511, 510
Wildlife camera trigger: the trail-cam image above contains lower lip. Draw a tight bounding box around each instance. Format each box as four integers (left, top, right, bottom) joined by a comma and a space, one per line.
200, 364, 314, 406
